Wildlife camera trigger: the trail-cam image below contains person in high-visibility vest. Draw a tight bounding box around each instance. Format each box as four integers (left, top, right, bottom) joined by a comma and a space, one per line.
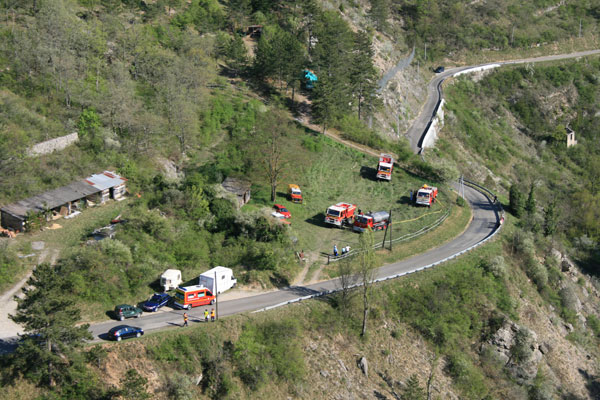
204, 309, 209, 322
211, 308, 215, 322
183, 312, 188, 327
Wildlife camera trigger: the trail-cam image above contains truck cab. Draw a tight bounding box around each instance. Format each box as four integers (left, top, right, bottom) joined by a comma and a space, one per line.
376, 154, 394, 181
325, 202, 357, 227
288, 184, 303, 203
415, 185, 438, 207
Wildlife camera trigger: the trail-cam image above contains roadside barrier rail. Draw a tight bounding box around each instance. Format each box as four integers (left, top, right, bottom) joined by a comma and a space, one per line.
255, 181, 503, 313
326, 209, 450, 264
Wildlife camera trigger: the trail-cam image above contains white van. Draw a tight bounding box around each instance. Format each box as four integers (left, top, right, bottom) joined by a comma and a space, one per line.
198, 266, 237, 294
160, 269, 182, 291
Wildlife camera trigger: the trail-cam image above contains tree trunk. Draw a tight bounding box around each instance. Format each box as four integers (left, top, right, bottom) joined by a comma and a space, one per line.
271, 179, 276, 201
358, 96, 362, 120
361, 288, 368, 337
48, 339, 55, 387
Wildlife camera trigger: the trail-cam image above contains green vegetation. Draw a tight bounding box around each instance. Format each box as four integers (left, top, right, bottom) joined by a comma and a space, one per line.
7, 263, 92, 389
1, 1, 599, 399
443, 57, 600, 275
380, 0, 600, 62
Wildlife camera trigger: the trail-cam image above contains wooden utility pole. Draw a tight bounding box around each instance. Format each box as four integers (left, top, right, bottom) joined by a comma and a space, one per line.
214, 270, 218, 320
382, 216, 389, 249
388, 209, 393, 250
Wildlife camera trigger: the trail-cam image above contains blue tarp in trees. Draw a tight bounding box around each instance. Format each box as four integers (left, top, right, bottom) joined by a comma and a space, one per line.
302, 70, 318, 89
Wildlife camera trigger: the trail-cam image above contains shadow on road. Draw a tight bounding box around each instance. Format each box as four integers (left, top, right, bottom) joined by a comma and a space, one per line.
281, 285, 321, 297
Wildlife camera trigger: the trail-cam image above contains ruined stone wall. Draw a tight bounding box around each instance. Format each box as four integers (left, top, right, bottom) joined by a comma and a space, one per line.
27, 132, 78, 156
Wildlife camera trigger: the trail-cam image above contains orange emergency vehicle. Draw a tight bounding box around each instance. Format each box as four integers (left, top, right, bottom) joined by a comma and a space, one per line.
173, 285, 215, 310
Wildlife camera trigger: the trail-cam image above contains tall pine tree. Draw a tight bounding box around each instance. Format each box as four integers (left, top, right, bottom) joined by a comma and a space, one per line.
9, 263, 92, 387
350, 31, 381, 120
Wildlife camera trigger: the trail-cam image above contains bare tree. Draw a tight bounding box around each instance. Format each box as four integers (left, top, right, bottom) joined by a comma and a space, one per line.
253, 112, 291, 202
358, 228, 376, 337
336, 257, 358, 314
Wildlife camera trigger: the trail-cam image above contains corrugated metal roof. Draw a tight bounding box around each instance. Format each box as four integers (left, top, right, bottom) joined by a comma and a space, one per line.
0, 171, 127, 220
86, 171, 127, 191
1, 181, 99, 219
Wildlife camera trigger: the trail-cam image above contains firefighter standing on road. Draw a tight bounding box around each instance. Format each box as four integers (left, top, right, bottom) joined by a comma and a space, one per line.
183, 312, 188, 327
211, 308, 215, 322
204, 309, 209, 322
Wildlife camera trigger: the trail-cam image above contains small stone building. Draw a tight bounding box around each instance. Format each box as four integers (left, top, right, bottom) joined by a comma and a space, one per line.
566, 126, 577, 148
221, 177, 251, 209
1, 171, 127, 232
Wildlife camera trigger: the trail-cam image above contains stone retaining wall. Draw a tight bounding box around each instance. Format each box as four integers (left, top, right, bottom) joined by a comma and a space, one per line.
27, 132, 78, 156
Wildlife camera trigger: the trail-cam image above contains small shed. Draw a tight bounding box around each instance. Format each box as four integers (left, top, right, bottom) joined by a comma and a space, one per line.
222, 177, 251, 209
85, 171, 127, 204
566, 126, 577, 148
246, 25, 263, 38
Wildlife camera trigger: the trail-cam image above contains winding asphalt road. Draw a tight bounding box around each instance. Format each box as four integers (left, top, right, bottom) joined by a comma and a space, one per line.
408, 49, 600, 152
2, 50, 599, 346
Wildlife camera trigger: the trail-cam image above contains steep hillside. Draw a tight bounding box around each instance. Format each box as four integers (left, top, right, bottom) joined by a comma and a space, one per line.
1, 1, 600, 400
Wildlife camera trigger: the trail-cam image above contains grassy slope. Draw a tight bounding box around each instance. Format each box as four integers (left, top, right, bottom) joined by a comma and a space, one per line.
27, 222, 594, 400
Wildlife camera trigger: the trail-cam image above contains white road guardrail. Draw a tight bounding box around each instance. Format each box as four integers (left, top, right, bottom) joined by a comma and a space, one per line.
255, 181, 503, 313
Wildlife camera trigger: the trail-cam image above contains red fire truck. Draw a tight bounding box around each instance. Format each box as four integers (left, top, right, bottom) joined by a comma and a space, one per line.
353, 211, 390, 232
415, 185, 438, 207
376, 154, 394, 181
324, 202, 357, 228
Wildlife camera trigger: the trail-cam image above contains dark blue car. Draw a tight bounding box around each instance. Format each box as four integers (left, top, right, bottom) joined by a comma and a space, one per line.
142, 293, 171, 312
108, 325, 144, 341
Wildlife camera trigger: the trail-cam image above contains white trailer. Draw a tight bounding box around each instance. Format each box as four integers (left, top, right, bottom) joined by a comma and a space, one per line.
198, 266, 237, 294
160, 269, 182, 291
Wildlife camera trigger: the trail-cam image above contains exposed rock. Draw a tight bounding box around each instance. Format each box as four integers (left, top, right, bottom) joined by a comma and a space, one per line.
561, 259, 574, 272
551, 248, 562, 261
482, 320, 544, 383
196, 373, 202, 386
338, 359, 348, 372
158, 157, 182, 182
538, 342, 550, 355
320, 370, 329, 378
358, 356, 368, 377
564, 323, 574, 333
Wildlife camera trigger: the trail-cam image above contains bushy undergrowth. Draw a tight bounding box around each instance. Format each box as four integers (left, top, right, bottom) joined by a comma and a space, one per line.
0, 242, 22, 292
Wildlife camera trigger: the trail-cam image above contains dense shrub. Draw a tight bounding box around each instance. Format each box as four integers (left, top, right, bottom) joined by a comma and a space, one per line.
233, 319, 304, 390
0, 242, 22, 290
391, 264, 513, 348
525, 257, 548, 290
482, 255, 507, 279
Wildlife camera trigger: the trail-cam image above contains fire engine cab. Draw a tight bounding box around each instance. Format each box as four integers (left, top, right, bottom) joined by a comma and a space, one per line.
376, 154, 394, 181
324, 202, 357, 228
415, 185, 438, 207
